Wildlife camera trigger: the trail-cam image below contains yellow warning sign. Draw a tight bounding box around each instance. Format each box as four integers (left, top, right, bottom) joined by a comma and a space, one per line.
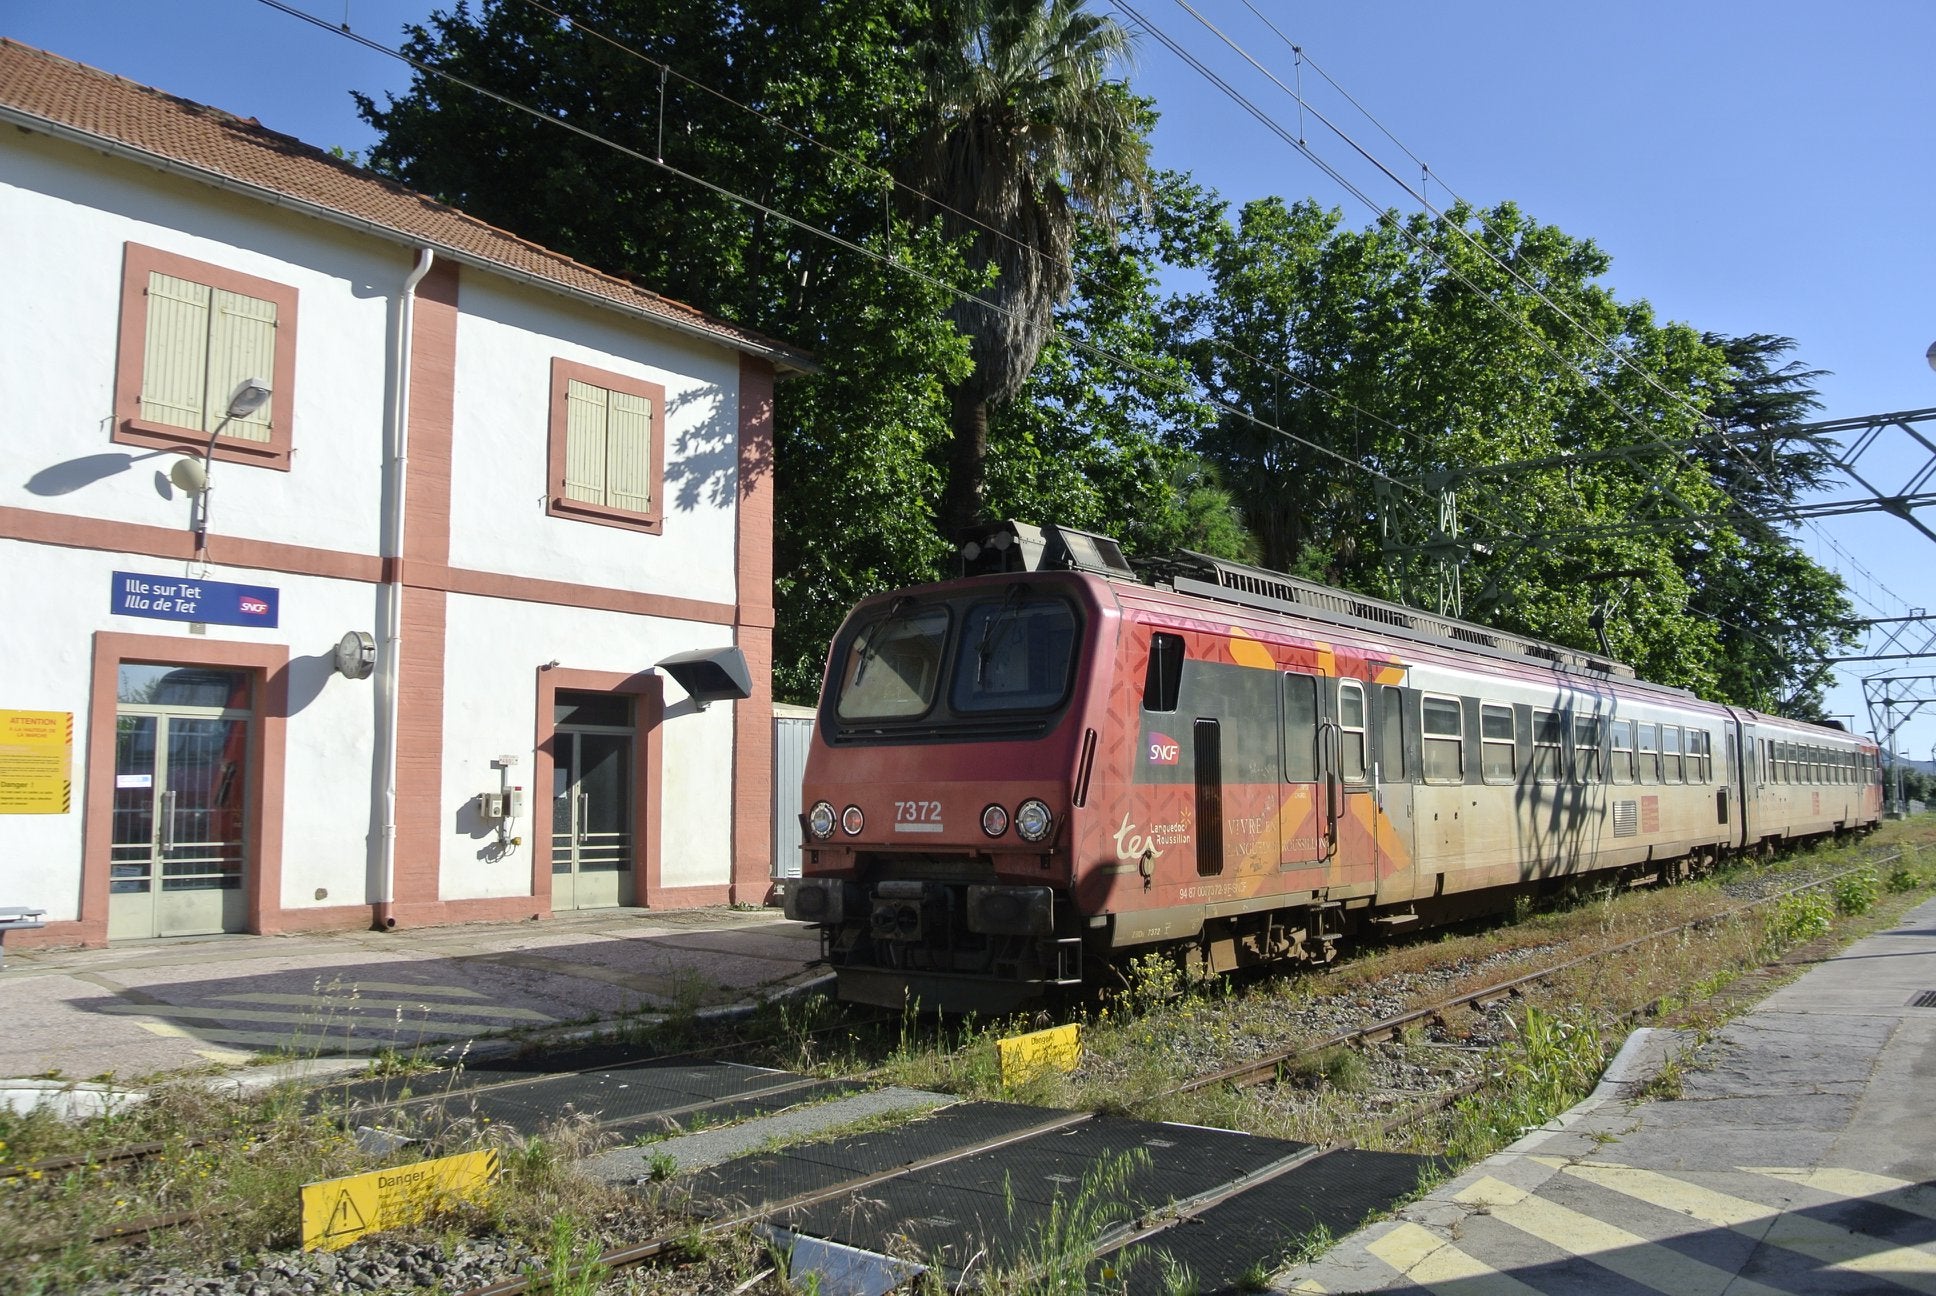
301, 1149, 499, 1251
997, 1022, 1082, 1087
0, 710, 72, 815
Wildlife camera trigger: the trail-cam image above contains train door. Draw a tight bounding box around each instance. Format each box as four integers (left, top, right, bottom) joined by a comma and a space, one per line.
108, 665, 251, 940
1320, 677, 1377, 887
1738, 719, 1761, 846
1375, 682, 1416, 889
551, 690, 636, 910
1280, 669, 1323, 868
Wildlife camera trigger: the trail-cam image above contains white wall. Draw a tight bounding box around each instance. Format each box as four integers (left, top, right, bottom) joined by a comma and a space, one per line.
447, 277, 742, 607
0, 538, 381, 921
0, 131, 397, 560
438, 593, 739, 898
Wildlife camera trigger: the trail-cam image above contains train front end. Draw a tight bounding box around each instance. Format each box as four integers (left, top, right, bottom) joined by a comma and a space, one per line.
782, 559, 1111, 1014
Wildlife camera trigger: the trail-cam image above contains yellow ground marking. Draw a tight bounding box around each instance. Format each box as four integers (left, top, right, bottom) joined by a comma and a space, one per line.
1745, 1168, 1936, 1222
1559, 1161, 1936, 1291
1365, 1222, 1545, 1294
1456, 1175, 1790, 1296
133, 1021, 385, 1053
211, 992, 552, 1021
194, 1047, 257, 1065
247, 982, 493, 999
98, 999, 484, 1030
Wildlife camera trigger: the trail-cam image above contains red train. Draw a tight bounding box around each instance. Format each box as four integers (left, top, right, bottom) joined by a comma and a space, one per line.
782, 522, 1883, 1012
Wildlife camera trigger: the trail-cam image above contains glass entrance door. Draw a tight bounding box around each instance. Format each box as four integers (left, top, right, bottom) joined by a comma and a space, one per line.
109, 666, 252, 940
551, 692, 635, 910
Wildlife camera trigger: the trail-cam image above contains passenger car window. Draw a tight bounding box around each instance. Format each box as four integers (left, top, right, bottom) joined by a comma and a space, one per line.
1480, 704, 1515, 783
1422, 695, 1463, 783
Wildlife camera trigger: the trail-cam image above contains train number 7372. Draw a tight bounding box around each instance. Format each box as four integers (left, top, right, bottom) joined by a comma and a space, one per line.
893, 800, 945, 833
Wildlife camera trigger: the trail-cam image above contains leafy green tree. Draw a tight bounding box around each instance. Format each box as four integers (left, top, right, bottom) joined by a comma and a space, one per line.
897, 0, 1151, 536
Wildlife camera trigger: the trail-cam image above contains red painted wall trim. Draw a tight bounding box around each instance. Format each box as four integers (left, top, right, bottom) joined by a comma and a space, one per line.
392, 259, 460, 913
80, 632, 289, 944
731, 355, 778, 905
114, 242, 299, 470
0, 508, 735, 625
533, 667, 664, 910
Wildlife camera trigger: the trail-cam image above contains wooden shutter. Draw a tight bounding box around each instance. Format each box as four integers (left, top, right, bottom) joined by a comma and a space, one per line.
603, 389, 654, 514
205, 288, 278, 441
563, 379, 610, 504
140, 272, 211, 429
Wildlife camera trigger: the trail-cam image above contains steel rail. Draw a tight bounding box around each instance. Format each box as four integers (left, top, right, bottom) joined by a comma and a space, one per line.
1167, 850, 1902, 1097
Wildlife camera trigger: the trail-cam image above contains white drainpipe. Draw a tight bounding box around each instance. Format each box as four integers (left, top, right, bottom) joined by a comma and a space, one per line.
376, 248, 436, 929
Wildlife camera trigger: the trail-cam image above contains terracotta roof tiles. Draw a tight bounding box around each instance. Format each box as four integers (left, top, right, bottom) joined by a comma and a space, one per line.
0, 38, 813, 371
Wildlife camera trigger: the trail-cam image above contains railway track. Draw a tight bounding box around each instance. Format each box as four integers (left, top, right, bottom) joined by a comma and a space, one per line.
441, 851, 1910, 1295
9, 848, 1907, 1290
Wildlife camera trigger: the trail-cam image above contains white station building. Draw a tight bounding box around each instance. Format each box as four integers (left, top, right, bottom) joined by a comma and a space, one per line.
0, 40, 812, 948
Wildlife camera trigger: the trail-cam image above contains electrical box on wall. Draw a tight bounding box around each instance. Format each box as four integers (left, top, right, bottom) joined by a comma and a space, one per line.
478, 792, 506, 820
506, 786, 525, 818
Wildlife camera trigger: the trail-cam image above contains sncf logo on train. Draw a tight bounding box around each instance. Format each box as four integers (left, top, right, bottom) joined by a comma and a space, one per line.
1147, 733, 1180, 765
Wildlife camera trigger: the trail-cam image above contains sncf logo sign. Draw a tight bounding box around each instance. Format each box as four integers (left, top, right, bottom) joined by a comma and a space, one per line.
1147, 733, 1180, 765
239, 598, 271, 617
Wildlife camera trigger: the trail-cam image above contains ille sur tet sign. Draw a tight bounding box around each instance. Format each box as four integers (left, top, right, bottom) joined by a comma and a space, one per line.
0, 710, 72, 814
111, 571, 279, 628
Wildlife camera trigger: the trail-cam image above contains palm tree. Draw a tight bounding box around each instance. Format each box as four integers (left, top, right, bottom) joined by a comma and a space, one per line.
899, 0, 1150, 538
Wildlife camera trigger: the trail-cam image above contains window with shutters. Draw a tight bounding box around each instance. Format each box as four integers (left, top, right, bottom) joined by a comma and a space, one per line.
547, 358, 666, 534
114, 244, 297, 469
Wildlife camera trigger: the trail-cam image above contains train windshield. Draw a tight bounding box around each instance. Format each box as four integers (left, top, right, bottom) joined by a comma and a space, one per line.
951, 593, 1078, 713
831, 589, 1081, 727
835, 603, 951, 719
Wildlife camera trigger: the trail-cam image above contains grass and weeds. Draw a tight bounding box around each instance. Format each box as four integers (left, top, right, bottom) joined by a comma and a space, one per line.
9, 820, 1933, 1293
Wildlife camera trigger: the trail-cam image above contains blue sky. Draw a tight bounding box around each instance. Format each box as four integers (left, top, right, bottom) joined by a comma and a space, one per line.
11, 0, 1935, 761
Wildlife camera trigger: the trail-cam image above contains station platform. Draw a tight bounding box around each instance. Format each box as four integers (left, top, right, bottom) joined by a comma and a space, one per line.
0, 905, 825, 1086
1275, 894, 1936, 1295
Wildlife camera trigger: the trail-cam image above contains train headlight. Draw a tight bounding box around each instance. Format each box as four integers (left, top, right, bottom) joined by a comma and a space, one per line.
807, 801, 836, 841
1014, 799, 1053, 843
841, 805, 865, 836
981, 803, 1009, 837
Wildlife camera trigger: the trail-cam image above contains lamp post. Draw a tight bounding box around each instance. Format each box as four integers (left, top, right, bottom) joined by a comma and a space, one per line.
172, 377, 271, 557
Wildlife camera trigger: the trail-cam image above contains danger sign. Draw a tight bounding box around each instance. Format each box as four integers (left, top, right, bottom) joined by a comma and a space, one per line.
301, 1149, 499, 1251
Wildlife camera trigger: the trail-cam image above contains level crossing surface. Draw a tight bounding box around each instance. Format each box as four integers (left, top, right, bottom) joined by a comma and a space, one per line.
1277, 895, 1936, 1295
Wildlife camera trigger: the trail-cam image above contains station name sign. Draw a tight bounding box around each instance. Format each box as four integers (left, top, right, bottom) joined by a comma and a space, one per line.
111, 571, 279, 628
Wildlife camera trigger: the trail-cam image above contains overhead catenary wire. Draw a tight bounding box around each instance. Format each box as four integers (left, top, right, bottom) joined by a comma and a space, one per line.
254, 0, 1428, 497
1131, 0, 1914, 633
1161, 0, 1905, 612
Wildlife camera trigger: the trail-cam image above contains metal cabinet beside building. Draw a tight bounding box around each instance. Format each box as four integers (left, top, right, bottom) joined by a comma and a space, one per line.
771, 704, 816, 879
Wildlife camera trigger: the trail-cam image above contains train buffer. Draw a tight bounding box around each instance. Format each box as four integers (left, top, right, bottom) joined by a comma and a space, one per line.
0, 907, 45, 969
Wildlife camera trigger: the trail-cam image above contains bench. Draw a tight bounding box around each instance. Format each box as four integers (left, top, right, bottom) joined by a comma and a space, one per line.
0, 907, 46, 969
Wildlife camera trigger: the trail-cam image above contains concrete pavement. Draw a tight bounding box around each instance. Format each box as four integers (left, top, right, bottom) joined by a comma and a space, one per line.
0, 906, 825, 1082
1276, 895, 1936, 1295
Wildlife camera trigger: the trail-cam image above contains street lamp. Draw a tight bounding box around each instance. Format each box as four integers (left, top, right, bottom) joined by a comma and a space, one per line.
171, 377, 271, 556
